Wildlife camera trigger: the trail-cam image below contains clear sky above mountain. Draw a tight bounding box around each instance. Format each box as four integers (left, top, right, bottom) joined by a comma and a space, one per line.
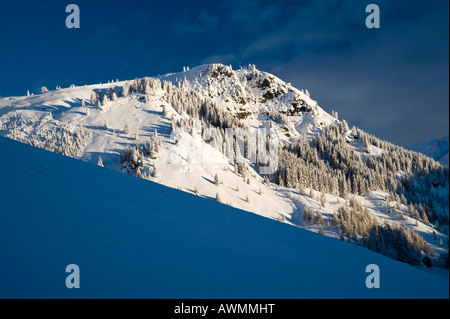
0, 0, 448, 146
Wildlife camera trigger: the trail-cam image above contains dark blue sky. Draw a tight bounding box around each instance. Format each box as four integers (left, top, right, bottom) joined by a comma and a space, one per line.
0, 0, 448, 146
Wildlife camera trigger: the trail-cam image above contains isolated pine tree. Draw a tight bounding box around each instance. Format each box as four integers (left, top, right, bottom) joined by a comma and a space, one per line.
162, 105, 169, 117
315, 211, 324, 225
421, 211, 430, 225
124, 123, 130, 135
320, 192, 326, 207
319, 225, 324, 235
264, 175, 270, 186
214, 173, 219, 186
102, 94, 108, 107
90, 91, 98, 105
331, 213, 340, 227
401, 194, 407, 205
122, 82, 130, 97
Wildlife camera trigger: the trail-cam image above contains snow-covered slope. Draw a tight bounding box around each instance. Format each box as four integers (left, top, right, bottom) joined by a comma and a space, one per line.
0, 63, 448, 277
0, 136, 447, 298
408, 136, 449, 167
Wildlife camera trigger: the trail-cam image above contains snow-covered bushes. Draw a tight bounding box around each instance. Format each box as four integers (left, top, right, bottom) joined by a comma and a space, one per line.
119, 137, 160, 178
119, 144, 144, 177
1, 113, 90, 157
26, 124, 90, 157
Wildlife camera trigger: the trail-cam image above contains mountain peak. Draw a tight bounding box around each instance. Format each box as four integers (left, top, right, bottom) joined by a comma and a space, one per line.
159, 63, 337, 139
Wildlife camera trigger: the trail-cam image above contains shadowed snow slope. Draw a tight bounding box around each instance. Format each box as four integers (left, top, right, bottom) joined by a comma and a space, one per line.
408, 136, 449, 167
0, 136, 447, 298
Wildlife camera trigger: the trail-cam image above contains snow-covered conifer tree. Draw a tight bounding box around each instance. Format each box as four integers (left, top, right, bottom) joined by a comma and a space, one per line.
421, 211, 430, 225
102, 94, 108, 107
124, 123, 130, 135
319, 225, 324, 235
214, 173, 219, 186
90, 91, 98, 105
122, 82, 130, 97
331, 213, 340, 227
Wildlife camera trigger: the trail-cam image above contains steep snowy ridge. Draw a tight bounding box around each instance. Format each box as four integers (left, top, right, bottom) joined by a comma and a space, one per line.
0, 63, 448, 279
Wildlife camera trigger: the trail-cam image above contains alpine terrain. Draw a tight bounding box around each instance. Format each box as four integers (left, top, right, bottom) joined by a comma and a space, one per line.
0, 63, 448, 295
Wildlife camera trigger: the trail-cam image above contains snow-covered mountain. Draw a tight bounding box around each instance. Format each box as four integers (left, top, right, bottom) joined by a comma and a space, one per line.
0, 63, 448, 277
0, 63, 340, 224
408, 136, 449, 167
